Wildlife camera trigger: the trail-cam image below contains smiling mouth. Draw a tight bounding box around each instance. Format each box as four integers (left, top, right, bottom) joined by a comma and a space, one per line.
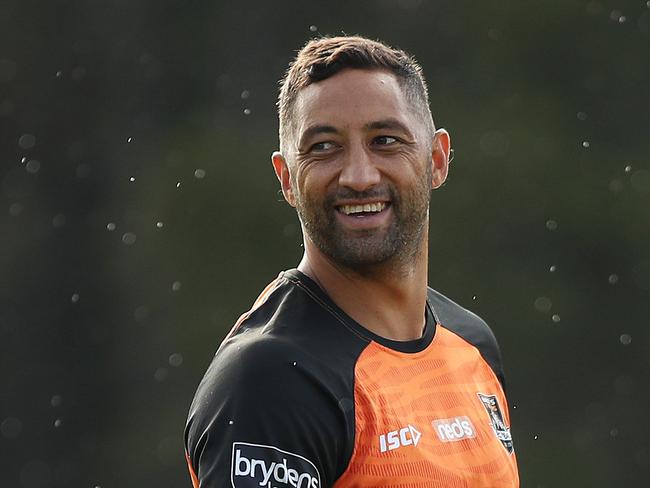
337, 202, 389, 216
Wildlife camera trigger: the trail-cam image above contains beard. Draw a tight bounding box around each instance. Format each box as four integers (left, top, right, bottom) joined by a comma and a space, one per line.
294, 176, 431, 272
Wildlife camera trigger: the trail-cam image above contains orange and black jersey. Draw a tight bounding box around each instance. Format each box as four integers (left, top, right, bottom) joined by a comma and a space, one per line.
185, 269, 519, 487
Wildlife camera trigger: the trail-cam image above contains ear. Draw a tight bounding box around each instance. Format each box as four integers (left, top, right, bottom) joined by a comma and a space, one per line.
430, 128, 451, 189
271, 151, 296, 207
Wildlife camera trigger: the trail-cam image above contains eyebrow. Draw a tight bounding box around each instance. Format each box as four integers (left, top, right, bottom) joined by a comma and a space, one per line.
363, 118, 411, 134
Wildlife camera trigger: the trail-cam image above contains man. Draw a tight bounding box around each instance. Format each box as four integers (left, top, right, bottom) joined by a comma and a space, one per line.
185, 36, 519, 487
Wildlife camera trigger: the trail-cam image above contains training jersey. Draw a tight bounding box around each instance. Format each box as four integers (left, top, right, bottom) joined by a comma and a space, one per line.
185, 269, 519, 487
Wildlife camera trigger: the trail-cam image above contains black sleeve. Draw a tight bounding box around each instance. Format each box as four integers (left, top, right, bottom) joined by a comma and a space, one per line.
184, 337, 347, 488
427, 288, 507, 392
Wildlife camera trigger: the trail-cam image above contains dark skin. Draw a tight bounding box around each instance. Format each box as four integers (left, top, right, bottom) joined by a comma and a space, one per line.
272, 69, 450, 341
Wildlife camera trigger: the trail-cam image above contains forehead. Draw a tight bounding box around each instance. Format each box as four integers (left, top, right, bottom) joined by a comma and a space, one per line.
292, 69, 412, 134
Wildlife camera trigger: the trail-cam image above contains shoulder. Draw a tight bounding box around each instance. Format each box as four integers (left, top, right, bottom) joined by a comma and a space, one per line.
427, 287, 506, 390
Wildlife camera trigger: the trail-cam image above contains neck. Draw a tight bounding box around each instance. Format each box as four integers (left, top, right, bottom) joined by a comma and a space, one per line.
298, 234, 429, 342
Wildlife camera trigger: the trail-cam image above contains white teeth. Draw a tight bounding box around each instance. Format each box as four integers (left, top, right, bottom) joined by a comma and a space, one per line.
340, 202, 386, 215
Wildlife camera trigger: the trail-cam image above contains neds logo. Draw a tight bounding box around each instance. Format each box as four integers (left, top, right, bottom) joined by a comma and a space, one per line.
231, 442, 320, 488
432, 416, 476, 442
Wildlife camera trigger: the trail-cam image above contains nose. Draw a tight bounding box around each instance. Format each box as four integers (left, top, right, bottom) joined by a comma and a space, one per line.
338, 143, 381, 192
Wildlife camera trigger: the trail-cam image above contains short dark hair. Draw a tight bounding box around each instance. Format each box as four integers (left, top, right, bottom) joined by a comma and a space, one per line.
277, 35, 434, 154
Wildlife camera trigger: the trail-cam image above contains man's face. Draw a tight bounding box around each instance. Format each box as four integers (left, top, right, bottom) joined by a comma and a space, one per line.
283, 69, 439, 270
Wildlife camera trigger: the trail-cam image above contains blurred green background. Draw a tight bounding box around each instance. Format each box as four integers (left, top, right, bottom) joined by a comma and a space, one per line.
1, 0, 649, 486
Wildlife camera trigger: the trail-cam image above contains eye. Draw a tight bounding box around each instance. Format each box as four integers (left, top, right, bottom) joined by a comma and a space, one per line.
373, 135, 399, 146
310, 141, 337, 152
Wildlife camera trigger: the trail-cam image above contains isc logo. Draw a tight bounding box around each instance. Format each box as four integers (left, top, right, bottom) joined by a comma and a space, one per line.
432, 416, 476, 442
378, 424, 421, 453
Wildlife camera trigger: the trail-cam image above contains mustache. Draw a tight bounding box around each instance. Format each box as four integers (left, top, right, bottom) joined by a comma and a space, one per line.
326, 186, 395, 203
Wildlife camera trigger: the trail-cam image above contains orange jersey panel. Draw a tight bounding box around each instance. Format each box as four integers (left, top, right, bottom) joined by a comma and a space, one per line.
335, 325, 519, 487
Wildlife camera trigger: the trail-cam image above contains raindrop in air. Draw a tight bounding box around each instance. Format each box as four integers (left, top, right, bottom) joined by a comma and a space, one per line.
618, 15, 626, 23
122, 232, 136, 245
71, 293, 80, 303
472, 295, 477, 300
228, 420, 234, 425
1, 417, 22, 439
56, 70, 62, 77
533, 435, 539, 440
534, 296, 552, 313
50, 395, 62, 407
581, 141, 590, 148
292, 361, 297, 366
545, 219, 558, 231
577, 111, 587, 121
194, 169, 206, 179
21, 157, 27, 163
9, 203, 22, 217
610, 427, 619, 437
309, 25, 318, 32
243, 108, 251, 115
106, 222, 116, 231
171, 281, 181, 292
624, 165, 632, 173
25, 159, 41, 174
608, 274, 619, 285
240, 90, 250, 99
549, 265, 557, 272
619, 334, 632, 345
176, 182, 181, 188
127, 137, 133, 143
169, 353, 183, 367
52, 214, 66, 227
551, 314, 561, 323
18, 134, 36, 149
154, 368, 168, 382
54, 419, 62, 428
156, 221, 164, 228
129, 176, 135, 182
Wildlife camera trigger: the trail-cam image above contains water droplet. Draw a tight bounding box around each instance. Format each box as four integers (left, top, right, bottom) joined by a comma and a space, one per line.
154, 367, 168, 382
610, 427, 619, 437
134, 305, 149, 322
54, 418, 62, 428
577, 111, 587, 121
513, 405, 517, 409
176, 182, 181, 188
228, 420, 234, 425
243, 108, 251, 115
9, 203, 22, 217
309, 25, 318, 32
126, 137, 133, 143
106, 222, 116, 231
549, 265, 557, 272
25, 159, 41, 173
71, 293, 80, 303
50, 395, 62, 407
21, 156, 27, 163
619, 334, 632, 345
1, 417, 23, 438
55, 70, 62, 77
608, 274, 619, 285
156, 221, 164, 228
194, 168, 206, 179
292, 361, 297, 366
624, 165, 632, 173
129, 176, 136, 182
171, 281, 182, 292
618, 15, 626, 23
534, 297, 553, 312
581, 141, 590, 148
121, 232, 136, 245
18, 133, 36, 149
240, 90, 250, 99
52, 214, 66, 227
169, 353, 183, 367
533, 435, 539, 440
551, 314, 561, 323
545, 219, 558, 231
472, 295, 477, 300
